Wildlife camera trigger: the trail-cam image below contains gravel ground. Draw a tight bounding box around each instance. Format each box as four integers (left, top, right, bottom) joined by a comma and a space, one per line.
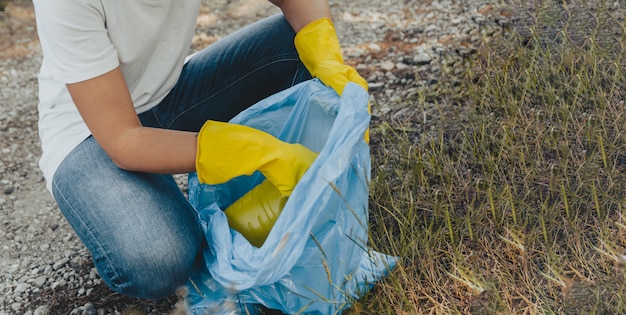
0, 0, 510, 314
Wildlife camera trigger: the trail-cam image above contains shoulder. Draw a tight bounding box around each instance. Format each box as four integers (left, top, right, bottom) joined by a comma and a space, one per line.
33, 0, 104, 17
34, 0, 120, 84
33, 0, 107, 35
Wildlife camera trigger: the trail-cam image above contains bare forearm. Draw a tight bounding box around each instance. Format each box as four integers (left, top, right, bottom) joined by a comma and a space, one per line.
112, 126, 197, 174
269, 0, 331, 31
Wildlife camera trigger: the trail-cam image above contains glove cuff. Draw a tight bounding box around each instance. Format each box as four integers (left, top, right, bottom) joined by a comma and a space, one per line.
294, 18, 345, 74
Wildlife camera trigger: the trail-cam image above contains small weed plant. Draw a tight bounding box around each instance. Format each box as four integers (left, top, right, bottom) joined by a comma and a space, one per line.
362, 1, 626, 314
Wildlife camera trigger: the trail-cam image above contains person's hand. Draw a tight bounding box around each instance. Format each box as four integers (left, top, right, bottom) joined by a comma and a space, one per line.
294, 18, 368, 96
195, 120, 317, 197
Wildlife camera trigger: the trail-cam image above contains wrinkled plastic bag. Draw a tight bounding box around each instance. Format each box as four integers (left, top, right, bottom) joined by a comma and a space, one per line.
185, 79, 397, 314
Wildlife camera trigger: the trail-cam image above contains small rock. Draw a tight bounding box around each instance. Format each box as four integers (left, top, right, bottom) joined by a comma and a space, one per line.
424, 24, 439, 34
396, 63, 410, 70
89, 268, 98, 280
367, 43, 382, 53
385, 71, 397, 81
30, 276, 47, 288
412, 52, 433, 65
14, 283, 29, 293
3, 186, 14, 195
34, 305, 49, 315
51, 281, 62, 290
451, 17, 465, 25
82, 303, 97, 315
53, 257, 69, 270
380, 60, 395, 71
369, 82, 385, 90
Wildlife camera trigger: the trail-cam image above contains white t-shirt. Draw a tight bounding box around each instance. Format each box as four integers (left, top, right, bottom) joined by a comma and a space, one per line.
33, 0, 202, 192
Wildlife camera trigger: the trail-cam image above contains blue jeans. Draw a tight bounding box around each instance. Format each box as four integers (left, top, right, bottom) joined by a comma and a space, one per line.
52, 14, 311, 300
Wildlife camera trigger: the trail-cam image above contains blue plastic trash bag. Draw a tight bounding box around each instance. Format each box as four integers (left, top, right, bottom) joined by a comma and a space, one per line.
185, 79, 397, 314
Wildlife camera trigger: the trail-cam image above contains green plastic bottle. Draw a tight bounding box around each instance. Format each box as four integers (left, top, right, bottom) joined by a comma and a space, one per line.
224, 180, 288, 247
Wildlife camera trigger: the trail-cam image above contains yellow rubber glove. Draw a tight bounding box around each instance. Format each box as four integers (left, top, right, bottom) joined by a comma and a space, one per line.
294, 18, 368, 96
195, 120, 318, 197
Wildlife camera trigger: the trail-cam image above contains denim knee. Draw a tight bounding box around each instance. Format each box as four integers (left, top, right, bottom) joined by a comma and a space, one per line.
97, 239, 201, 300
